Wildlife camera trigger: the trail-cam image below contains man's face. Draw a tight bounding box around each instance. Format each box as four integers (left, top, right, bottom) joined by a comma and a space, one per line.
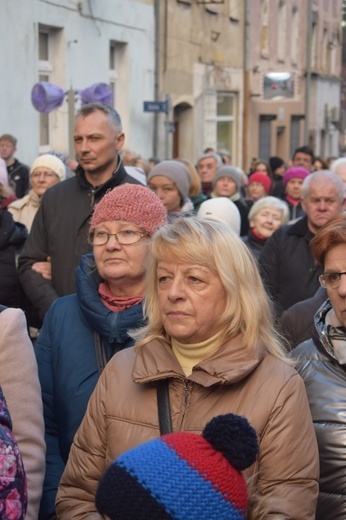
0, 140, 16, 161
73, 111, 124, 176
197, 157, 217, 183
302, 178, 343, 234
292, 152, 313, 172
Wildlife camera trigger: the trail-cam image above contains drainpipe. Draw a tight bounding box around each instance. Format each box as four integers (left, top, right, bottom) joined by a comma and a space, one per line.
153, 0, 160, 157
304, 0, 313, 144
242, 0, 250, 171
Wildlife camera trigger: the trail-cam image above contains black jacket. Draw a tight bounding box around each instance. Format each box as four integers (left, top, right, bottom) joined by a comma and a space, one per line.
0, 210, 28, 307
280, 286, 327, 350
7, 159, 29, 198
258, 216, 321, 317
18, 160, 139, 323
242, 229, 266, 261
294, 300, 346, 519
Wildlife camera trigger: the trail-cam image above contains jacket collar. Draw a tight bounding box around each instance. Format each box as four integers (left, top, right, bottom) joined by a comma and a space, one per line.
286, 215, 314, 241
75, 157, 128, 193
132, 336, 266, 387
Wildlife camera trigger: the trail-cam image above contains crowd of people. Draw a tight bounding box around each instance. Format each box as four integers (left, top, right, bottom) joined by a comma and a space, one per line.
0, 102, 345, 519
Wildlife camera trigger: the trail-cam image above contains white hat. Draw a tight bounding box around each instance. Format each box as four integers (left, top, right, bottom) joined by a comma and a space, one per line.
197, 197, 241, 235
30, 154, 66, 181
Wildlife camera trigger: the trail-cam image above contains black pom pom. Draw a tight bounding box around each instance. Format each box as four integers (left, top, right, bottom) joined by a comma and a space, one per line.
202, 413, 258, 472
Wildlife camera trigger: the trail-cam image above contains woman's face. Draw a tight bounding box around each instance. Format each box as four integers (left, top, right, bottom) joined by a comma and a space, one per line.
30, 167, 60, 196
250, 207, 282, 239
324, 243, 346, 327
285, 178, 303, 200
254, 163, 268, 175
157, 260, 227, 344
148, 176, 182, 213
247, 182, 266, 200
214, 177, 237, 197
93, 220, 149, 296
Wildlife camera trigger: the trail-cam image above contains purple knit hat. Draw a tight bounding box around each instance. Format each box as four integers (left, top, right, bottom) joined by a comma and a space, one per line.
89, 184, 168, 235
283, 167, 310, 187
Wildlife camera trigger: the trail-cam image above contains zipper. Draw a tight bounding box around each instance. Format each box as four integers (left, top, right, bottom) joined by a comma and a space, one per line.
90, 187, 96, 207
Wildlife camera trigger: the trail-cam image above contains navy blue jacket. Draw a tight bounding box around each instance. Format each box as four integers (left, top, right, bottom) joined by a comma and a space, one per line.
35, 253, 144, 519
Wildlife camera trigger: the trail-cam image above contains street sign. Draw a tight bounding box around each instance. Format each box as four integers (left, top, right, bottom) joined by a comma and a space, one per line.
143, 101, 167, 113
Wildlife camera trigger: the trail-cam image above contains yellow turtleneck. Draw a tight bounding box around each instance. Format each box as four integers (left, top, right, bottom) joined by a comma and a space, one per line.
172, 330, 225, 377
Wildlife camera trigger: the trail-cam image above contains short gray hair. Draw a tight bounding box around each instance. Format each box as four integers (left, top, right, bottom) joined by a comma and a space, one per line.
248, 196, 289, 226
301, 169, 345, 203
75, 102, 123, 133
196, 152, 223, 168
330, 157, 346, 175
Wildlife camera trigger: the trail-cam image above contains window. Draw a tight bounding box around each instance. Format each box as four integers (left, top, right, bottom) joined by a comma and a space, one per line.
278, 1, 287, 62
260, 0, 270, 58
109, 41, 127, 109
38, 29, 53, 148
204, 92, 237, 158
290, 6, 299, 65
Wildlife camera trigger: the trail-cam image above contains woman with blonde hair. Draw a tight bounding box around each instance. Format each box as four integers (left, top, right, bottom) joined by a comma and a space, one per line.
56, 218, 318, 519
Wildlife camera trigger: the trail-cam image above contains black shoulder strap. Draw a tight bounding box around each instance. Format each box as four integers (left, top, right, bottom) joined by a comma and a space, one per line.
94, 331, 108, 376
156, 379, 173, 435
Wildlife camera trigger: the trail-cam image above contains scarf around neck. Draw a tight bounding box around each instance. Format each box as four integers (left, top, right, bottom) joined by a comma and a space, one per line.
98, 282, 143, 312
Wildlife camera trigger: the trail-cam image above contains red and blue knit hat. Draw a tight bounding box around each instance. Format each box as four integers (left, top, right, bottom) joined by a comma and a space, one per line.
95, 413, 258, 520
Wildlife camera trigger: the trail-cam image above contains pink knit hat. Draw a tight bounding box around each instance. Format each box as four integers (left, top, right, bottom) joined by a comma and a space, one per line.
89, 184, 168, 235
283, 167, 310, 187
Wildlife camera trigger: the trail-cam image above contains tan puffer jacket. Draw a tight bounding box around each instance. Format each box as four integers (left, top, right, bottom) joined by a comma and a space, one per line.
56, 335, 319, 519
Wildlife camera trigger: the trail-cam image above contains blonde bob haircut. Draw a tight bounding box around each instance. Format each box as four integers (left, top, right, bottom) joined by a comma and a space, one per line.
248, 196, 289, 226
134, 217, 288, 362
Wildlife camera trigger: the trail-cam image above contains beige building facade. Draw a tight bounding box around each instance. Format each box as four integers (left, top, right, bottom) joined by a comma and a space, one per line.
156, 0, 342, 169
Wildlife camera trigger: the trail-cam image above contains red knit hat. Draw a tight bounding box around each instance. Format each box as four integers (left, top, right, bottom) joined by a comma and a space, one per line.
248, 172, 272, 194
89, 184, 168, 235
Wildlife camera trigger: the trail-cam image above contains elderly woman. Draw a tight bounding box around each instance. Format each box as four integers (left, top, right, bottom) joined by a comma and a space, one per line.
245, 172, 272, 208
243, 196, 289, 260
56, 218, 319, 519
294, 213, 346, 519
35, 184, 167, 519
8, 154, 66, 232
282, 166, 310, 222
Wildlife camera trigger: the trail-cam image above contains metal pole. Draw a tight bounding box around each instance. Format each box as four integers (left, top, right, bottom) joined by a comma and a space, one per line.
153, 0, 160, 157
242, 0, 250, 171
67, 89, 75, 158
304, 0, 313, 144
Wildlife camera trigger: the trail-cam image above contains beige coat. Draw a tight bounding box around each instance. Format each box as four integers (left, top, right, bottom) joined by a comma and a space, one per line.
56, 336, 319, 519
8, 189, 41, 232
0, 308, 45, 519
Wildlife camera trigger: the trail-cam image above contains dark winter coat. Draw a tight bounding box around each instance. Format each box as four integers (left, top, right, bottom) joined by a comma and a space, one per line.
242, 229, 266, 261
35, 253, 145, 519
18, 159, 139, 322
7, 158, 29, 198
258, 216, 321, 317
0, 209, 27, 307
280, 286, 327, 350
294, 299, 346, 519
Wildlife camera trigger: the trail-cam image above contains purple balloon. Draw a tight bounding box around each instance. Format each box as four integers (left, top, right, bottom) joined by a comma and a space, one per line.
79, 83, 113, 106
31, 82, 66, 113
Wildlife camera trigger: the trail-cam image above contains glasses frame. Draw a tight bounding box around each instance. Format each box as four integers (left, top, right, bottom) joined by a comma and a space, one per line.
319, 271, 346, 289
88, 229, 149, 246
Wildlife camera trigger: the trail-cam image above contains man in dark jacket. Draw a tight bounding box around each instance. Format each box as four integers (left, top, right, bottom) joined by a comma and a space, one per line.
18, 102, 139, 324
259, 170, 344, 318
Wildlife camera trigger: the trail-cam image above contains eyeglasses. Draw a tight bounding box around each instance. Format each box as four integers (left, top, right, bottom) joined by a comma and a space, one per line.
319, 271, 346, 289
88, 229, 149, 246
31, 171, 58, 179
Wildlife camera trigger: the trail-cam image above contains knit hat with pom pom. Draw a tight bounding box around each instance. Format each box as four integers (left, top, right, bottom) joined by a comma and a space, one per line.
95, 413, 258, 520
89, 183, 168, 235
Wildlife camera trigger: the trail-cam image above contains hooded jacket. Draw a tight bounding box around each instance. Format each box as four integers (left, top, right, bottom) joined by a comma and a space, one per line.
56, 336, 319, 519
294, 299, 346, 519
35, 253, 144, 519
18, 159, 139, 323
